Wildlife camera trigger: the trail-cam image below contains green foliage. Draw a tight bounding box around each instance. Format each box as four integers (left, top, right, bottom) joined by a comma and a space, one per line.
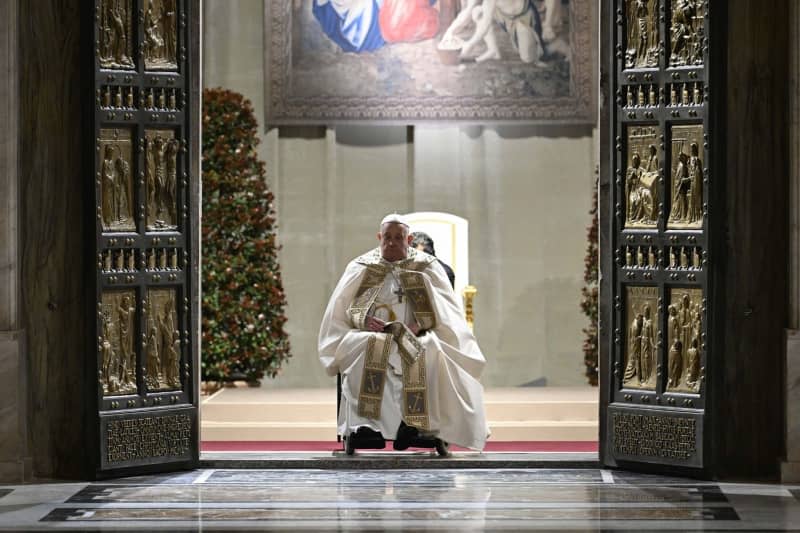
580, 174, 599, 386
201, 88, 290, 382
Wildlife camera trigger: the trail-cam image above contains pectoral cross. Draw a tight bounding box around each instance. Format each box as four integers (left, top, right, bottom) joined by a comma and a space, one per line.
393, 285, 405, 303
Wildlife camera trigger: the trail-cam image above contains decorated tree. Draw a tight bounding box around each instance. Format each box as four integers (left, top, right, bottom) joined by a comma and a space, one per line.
201, 88, 290, 383
580, 173, 599, 386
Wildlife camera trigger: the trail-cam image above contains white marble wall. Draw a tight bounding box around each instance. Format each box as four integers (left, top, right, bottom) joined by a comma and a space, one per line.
0, 0, 29, 483
784, 0, 800, 483
203, 1, 599, 389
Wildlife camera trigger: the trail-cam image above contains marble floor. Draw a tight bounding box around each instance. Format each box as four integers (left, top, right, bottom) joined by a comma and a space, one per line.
2, 468, 800, 531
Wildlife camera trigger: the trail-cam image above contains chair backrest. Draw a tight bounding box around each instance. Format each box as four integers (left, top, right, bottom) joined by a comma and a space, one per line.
405, 211, 469, 296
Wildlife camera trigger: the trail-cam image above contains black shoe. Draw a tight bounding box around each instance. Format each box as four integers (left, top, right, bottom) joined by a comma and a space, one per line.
435, 439, 450, 457
347, 427, 386, 452
393, 421, 419, 451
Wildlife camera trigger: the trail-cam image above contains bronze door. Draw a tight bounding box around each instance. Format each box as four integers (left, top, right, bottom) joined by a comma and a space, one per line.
601, 0, 714, 474
91, 0, 199, 476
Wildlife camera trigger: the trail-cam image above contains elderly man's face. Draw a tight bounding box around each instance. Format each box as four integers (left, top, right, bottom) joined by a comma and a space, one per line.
378, 222, 411, 262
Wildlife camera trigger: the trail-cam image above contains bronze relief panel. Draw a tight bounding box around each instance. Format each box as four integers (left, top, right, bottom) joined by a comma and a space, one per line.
143, 0, 178, 71
100, 290, 138, 396
145, 129, 179, 231
145, 288, 181, 391
669, 0, 705, 67
99, 128, 135, 233
625, 0, 660, 69
625, 125, 661, 229
98, 0, 136, 70
668, 124, 704, 229
666, 288, 703, 394
623, 286, 660, 390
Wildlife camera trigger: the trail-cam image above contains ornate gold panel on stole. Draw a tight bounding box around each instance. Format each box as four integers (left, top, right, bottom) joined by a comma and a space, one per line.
623, 286, 659, 390
145, 129, 179, 231
668, 124, 704, 229
99, 128, 135, 232
98, 0, 135, 69
100, 290, 138, 396
625, 125, 661, 228
625, 0, 660, 69
669, 0, 706, 67
143, 0, 178, 70
145, 288, 181, 391
666, 288, 703, 393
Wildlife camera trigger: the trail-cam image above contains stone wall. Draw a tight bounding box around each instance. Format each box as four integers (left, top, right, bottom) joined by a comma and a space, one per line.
0, 0, 29, 483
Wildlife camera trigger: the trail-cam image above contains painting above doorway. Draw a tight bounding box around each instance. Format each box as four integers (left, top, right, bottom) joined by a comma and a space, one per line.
265, 0, 595, 124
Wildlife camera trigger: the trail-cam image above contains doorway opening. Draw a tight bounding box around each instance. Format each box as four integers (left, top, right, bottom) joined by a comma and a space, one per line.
199, 0, 600, 456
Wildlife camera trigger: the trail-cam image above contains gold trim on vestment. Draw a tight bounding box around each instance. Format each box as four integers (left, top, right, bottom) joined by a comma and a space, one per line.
347, 265, 386, 330
350, 248, 437, 431
357, 333, 392, 420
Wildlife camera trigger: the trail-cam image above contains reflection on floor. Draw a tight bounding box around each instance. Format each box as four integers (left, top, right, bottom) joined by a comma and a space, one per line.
2, 468, 800, 531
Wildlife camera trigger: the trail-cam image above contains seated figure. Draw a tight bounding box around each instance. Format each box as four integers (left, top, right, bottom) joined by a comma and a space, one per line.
319, 214, 490, 455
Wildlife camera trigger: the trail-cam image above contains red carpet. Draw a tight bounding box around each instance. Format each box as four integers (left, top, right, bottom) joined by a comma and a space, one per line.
201, 441, 598, 453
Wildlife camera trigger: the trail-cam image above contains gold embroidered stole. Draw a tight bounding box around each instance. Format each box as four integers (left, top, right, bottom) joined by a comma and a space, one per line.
349, 249, 438, 430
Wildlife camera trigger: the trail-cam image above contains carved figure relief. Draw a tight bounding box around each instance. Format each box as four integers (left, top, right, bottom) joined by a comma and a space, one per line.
100, 290, 138, 395
145, 130, 179, 231
145, 288, 181, 390
99, 128, 135, 232
668, 125, 704, 228
670, 0, 705, 67
622, 246, 659, 269
143, 0, 178, 70
623, 286, 659, 390
625, 0, 659, 69
667, 288, 703, 393
99, 0, 135, 69
625, 126, 661, 228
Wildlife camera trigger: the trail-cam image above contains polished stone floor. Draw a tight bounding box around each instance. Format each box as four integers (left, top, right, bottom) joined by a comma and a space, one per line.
2, 468, 800, 531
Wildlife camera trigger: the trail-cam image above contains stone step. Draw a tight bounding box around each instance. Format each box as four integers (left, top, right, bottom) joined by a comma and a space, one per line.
200, 386, 599, 442
200, 420, 599, 442
201, 387, 598, 423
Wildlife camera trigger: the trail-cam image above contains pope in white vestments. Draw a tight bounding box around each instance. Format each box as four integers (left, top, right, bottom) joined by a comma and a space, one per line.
318, 214, 490, 451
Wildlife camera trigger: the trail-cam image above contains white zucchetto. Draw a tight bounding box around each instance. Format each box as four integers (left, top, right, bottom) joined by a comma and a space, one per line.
380, 213, 409, 228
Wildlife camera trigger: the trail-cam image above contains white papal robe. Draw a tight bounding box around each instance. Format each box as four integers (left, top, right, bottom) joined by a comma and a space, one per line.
318, 247, 490, 450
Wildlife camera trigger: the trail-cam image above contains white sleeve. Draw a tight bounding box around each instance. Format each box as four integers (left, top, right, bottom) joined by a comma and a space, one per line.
318, 261, 368, 376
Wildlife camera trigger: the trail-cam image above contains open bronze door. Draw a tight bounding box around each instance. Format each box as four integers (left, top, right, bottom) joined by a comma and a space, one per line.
600, 0, 715, 475
89, 0, 200, 477
600, 0, 790, 479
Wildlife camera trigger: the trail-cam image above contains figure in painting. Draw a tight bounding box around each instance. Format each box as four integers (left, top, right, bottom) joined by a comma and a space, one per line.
312, 0, 440, 52
440, 0, 548, 64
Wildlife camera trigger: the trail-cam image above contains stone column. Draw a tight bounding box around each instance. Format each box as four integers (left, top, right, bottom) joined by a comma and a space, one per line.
0, 0, 29, 483
784, 0, 800, 482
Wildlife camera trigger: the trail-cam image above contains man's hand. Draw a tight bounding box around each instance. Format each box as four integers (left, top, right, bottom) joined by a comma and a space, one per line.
407, 322, 421, 336
365, 316, 386, 332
